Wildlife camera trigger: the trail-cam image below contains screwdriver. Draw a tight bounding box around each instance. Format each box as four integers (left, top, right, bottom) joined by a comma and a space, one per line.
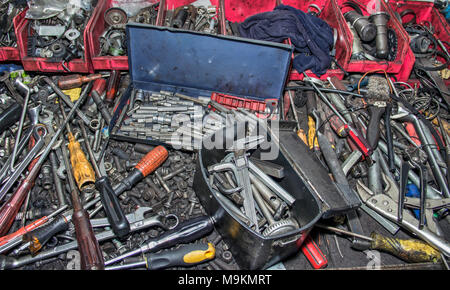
105, 215, 215, 266
305, 91, 319, 151
79, 121, 130, 239
316, 223, 442, 263
0, 84, 91, 237
112, 145, 169, 196
104, 70, 121, 105
58, 101, 96, 190
0, 205, 68, 248
90, 78, 112, 125
304, 73, 373, 157
301, 235, 328, 269
57, 74, 103, 90
61, 141, 104, 270
106, 243, 216, 270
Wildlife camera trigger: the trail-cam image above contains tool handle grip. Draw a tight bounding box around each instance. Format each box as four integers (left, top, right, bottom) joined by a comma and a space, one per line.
146, 243, 215, 270
371, 233, 441, 263
105, 71, 121, 104
366, 106, 385, 150
72, 209, 105, 270
135, 145, 168, 177
0, 177, 34, 236
301, 235, 328, 269
149, 216, 214, 253
384, 103, 395, 172
24, 216, 69, 255
91, 78, 106, 96
0, 216, 47, 246
96, 177, 130, 238
68, 139, 96, 189
0, 103, 22, 134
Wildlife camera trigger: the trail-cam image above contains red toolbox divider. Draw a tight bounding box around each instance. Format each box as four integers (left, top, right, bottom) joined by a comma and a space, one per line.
88, 0, 160, 71
16, 6, 96, 73
335, 0, 414, 80
221, 0, 347, 81
0, 8, 27, 62
210, 92, 278, 113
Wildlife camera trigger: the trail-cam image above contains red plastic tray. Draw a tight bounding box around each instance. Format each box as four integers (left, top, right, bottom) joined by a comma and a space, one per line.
0, 8, 28, 62
335, 0, 414, 80
210, 92, 276, 113
159, 0, 223, 30
16, 5, 96, 73
88, 0, 160, 71
282, 0, 349, 81
389, 1, 450, 84
221, 0, 347, 81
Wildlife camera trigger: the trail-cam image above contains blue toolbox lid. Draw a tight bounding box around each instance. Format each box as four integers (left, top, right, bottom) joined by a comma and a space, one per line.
126, 24, 293, 101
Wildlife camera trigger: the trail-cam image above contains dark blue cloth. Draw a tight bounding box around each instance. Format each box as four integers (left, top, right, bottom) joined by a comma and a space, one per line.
238, 5, 334, 76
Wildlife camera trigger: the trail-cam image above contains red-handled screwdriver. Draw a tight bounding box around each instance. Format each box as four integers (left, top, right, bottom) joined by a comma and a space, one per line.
301, 235, 328, 269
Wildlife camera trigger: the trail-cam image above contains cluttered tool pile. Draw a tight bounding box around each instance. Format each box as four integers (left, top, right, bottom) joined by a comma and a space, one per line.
0, 0, 448, 270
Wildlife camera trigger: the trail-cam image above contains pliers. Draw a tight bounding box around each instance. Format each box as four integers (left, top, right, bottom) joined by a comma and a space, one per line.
355, 174, 450, 257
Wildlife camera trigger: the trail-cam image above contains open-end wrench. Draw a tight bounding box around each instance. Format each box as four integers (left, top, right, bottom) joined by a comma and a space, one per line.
90, 206, 153, 228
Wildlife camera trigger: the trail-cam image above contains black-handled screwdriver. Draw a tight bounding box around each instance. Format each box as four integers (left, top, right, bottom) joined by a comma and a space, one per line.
106, 243, 216, 270
105, 215, 215, 266
78, 121, 130, 239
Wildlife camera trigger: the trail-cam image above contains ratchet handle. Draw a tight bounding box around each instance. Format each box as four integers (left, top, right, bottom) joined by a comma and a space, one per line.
366, 106, 386, 150
95, 176, 130, 238
145, 243, 215, 270
72, 208, 105, 270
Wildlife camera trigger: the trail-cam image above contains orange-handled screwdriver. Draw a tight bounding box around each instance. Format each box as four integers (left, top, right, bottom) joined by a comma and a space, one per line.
113, 146, 169, 195
57, 74, 103, 90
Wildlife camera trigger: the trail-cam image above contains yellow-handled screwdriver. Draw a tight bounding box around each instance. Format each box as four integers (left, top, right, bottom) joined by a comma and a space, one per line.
58, 101, 95, 190
316, 223, 442, 263
105, 243, 216, 270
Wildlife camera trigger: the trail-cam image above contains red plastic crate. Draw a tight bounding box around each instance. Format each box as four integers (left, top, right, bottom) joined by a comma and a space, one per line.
88, 0, 160, 71
16, 5, 96, 73
160, 0, 223, 29
282, 0, 349, 81
335, 0, 414, 80
389, 1, 450, 84
221, 0, 347, 81
0, 8, 27, 62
